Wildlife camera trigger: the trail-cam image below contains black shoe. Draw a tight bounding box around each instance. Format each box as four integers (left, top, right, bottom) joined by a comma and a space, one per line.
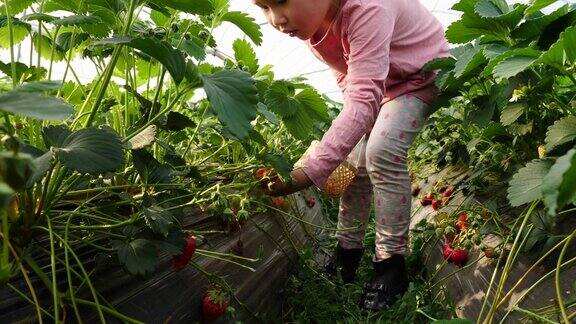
361, 254, 408, 311
324, 243, 363, 284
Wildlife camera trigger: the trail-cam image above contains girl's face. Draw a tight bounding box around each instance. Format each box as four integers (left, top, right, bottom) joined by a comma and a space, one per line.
253, 0, 338, 40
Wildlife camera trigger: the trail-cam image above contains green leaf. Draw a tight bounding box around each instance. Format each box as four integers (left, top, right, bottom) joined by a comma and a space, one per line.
0, 152, 35, 191
55, 127, 124, 174
562, 25, 576, 64
507, 159, 554, 207
132, 149, 173, 184
201, 70, 258, 139
0, 62, 46, 82
112, 239, 158, 275
43, 125, 72, 148
422, 57, 456, 73
52, 15, 103, 26
511, 4, 569, 40
0, 0, 34, 15
164, 111, 196, 131
465, 95, 496, 127
80, 5, 116, 38
32, 33, 65, 61
475, 0, 504, 18
0, 23, 30, 48
233, 39, 259, 74
264, 81, 300, 118
27, 150, 54, 188
221, 11, 263, 46
146, 0, 214, 16
256, 102, 279, 125
542, 148, 576, 215
445, 20, 484, 44
260, 153, 292, 181
21, 13, 57, 23
482, 48, 541, 77
493, 55, 539, 81
15, 80, 62, 93
150, 10, 169, 26
0, 91, 74, 121
453, 44, 487, 78
526, 0, 558, 16
94, 36, 186, 84
144, 205, 176, 237
178, 39, 206, 61
283, 107, 314, 140
295, 88, 330, 123
535, 26, 576, 69
500, 102, 525, 126
43, 0, 82, 13
56, 32, 90, 52
545, 116, 576, 151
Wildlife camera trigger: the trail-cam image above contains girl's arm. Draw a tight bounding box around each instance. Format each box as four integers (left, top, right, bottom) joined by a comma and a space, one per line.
302, 2, 395, 189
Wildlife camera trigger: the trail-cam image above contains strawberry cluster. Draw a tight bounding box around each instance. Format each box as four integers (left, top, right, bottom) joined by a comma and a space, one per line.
420, 184, 455, 210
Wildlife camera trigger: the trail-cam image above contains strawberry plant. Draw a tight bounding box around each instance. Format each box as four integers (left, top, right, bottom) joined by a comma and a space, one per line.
0, 0, 331, 322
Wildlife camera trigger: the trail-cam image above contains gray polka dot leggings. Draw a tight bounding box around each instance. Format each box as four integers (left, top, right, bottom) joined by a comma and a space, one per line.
336, 94, 430, 261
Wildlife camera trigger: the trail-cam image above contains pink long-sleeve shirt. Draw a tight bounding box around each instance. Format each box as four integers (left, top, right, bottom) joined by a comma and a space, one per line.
302, 0, 450, 188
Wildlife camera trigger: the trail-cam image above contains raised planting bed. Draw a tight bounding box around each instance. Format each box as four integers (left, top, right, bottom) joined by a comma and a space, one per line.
0, 190, 325, 323
410, 165, 576, 323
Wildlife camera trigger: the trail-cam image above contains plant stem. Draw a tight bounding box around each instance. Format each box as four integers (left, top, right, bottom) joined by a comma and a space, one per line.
64, 216, 83, 324
555, 230, 575, 323
512, 306, 557, 324
484, 201, 537, 322
73, 299, 143, 324
495, 234, 572, 309
124, 90, 184, 141
46, 217, 60, 323
84, 0, 138, 128
182, 102, 209, 157
195, 250, 256, 272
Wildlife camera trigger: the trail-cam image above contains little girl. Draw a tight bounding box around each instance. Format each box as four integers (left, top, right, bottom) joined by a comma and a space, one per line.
255, 0, 449, 310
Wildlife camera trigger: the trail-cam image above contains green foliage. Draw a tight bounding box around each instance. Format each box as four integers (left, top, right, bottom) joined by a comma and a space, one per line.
201, 69, 259, 139
55, 127, 124, 174
507, 159, 554, 207
0, 90, 74, 121
220, 11, 263, 46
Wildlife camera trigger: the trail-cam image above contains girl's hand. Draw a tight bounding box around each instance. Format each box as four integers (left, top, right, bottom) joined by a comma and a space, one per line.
267, 168, 313, 196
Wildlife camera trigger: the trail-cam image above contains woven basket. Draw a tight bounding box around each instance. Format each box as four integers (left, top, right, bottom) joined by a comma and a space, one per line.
295, 141, 359, 198
324, 160, 358, 198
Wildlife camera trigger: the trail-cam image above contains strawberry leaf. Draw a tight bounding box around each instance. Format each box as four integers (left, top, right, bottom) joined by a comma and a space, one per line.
507, 159, 554, 207
542, 148, 576, 215
112, 239, 158, 275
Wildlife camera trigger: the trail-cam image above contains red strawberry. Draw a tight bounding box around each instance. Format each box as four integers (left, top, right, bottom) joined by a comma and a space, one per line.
442, 243, 468, 267
306, 197, 316, 208
202, 289, 229, 321
449, 248, 468, 267
272, 196, 286, 209
172, 236, 196, 272
254, 167, 268, 180
442, 186, 455, 198
456, 212, 469, 230
431, 199, 442, 210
